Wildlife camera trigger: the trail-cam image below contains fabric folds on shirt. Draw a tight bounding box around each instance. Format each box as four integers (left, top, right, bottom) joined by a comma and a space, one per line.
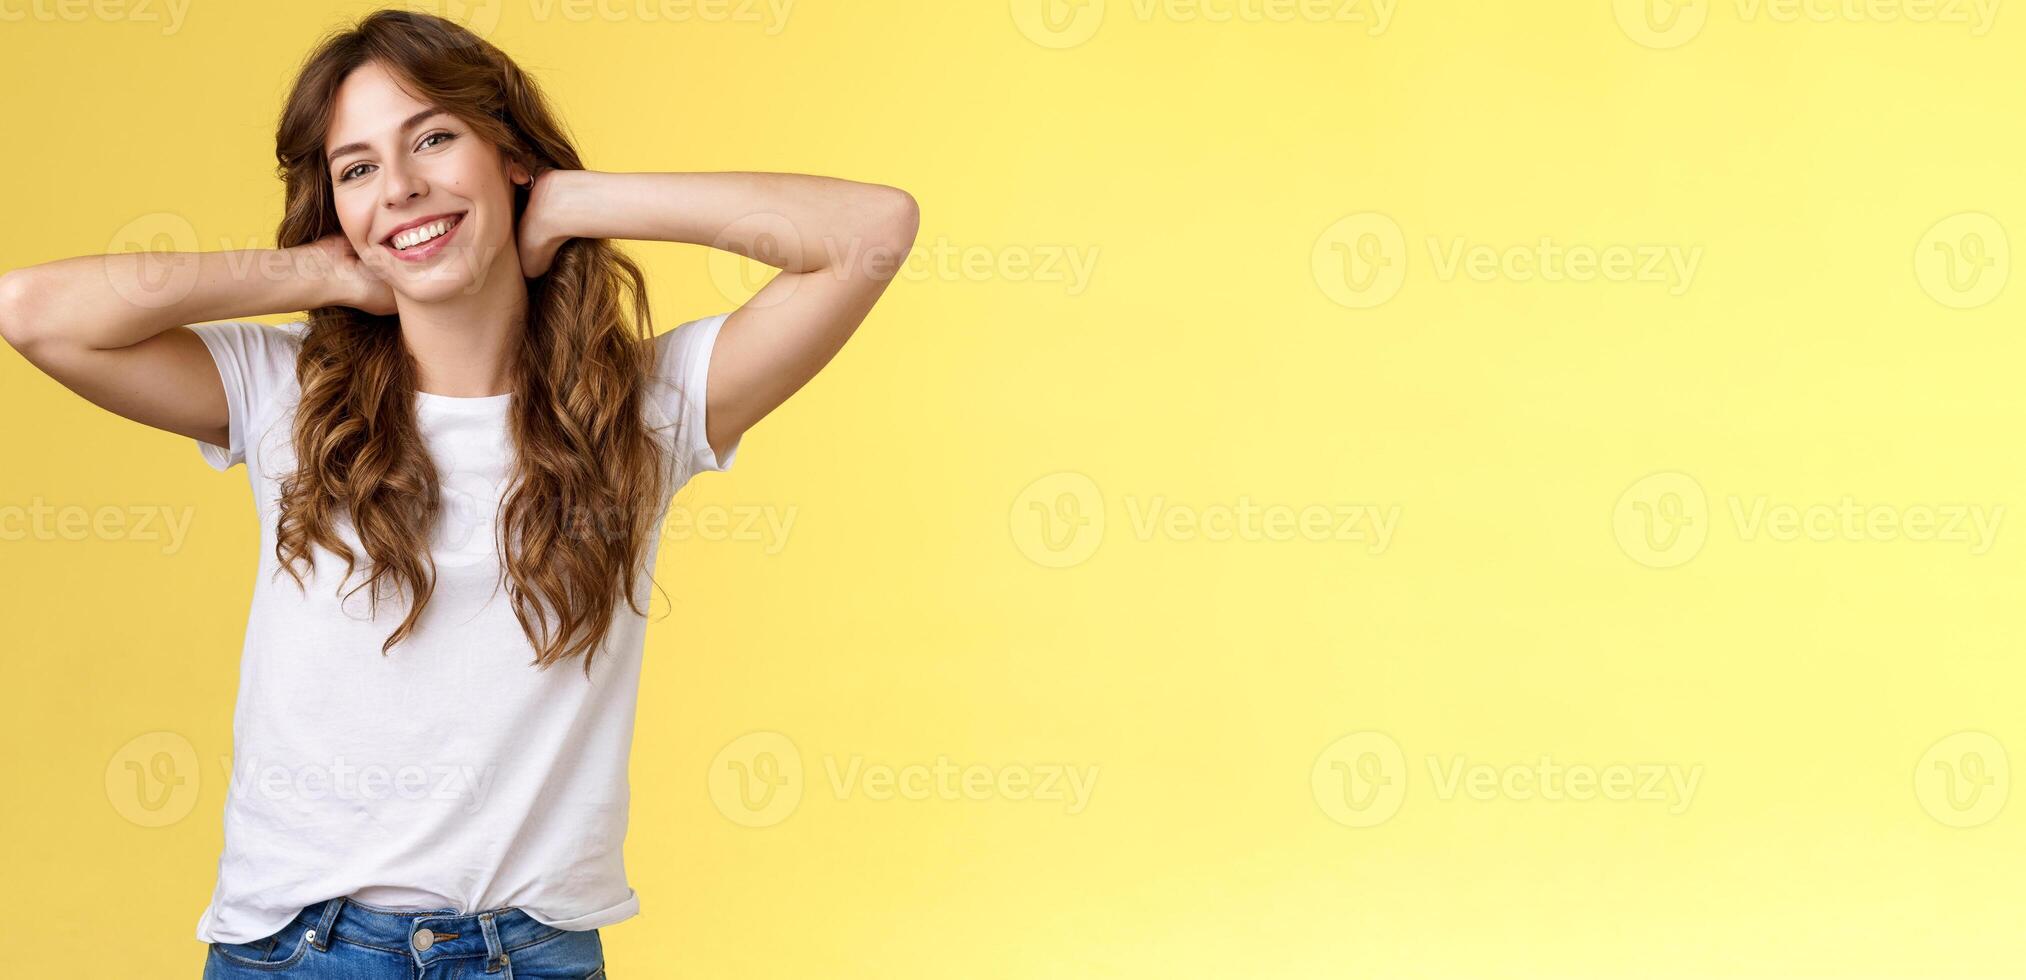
184, 312, 740, 944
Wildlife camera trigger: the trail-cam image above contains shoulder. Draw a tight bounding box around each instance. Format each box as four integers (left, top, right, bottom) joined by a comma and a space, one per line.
185, 319, 308, 374
185, 319, 308, 393
644, 311, 740, 481
186, 318, 310, 343
649, 312, 731, 380
185, 320, 308, 474
645, 311, 733, 415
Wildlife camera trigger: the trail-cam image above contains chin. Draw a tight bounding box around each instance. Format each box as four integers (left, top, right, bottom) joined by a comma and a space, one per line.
385, 246, 501, 302
391, 272, 485, 305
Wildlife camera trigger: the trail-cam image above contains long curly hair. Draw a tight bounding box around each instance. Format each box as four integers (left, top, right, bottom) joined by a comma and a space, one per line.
270, 9, 672, 677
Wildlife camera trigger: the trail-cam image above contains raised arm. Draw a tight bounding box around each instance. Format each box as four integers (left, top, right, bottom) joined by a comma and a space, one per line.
516, 171, 920, 462
0, 237, 392, 450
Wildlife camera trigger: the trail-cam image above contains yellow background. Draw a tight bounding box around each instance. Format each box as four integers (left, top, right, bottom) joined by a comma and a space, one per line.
3, 0, 2023, 976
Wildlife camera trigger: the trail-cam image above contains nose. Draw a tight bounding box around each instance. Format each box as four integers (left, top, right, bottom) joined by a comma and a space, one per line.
380, 157, 426, 211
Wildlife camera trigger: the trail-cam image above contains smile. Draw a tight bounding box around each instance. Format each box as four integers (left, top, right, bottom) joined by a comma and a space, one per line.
381, 212, 466, 260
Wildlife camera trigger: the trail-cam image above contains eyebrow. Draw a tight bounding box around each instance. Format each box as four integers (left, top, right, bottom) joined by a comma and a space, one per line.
326, 107, 450, 166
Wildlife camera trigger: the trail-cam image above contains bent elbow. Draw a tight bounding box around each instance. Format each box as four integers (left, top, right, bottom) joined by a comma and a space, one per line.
0, 268, 43, 354
881, 187, 921, 246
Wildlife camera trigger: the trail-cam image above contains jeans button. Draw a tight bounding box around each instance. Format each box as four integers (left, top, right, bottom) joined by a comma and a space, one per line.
413, 929, 435, 951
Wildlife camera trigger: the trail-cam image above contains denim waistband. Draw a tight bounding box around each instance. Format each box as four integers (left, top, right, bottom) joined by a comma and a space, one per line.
293, 895, 561, 971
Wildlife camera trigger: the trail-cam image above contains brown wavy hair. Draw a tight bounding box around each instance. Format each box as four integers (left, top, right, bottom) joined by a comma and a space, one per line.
270, 9, 674, 677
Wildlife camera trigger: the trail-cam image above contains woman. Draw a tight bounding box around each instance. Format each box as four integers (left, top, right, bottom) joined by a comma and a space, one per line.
0, 9, 916, 978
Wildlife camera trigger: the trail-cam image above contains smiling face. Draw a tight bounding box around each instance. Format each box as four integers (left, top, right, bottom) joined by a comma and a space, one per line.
323, 59, 529, 303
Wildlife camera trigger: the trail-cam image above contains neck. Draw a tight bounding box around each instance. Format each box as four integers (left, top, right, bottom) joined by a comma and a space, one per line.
392, 251, 529, 397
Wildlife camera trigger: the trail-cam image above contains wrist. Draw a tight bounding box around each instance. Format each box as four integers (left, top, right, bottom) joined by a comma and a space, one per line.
292, 240, 358, 303
527, 168, 599, 243
282, 245, 345, 310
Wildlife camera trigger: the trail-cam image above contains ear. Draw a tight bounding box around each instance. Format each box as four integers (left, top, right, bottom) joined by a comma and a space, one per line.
507, 158, 533, 188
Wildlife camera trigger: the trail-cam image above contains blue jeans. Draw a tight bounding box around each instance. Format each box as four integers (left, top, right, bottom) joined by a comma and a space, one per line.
202, 896, 606, 978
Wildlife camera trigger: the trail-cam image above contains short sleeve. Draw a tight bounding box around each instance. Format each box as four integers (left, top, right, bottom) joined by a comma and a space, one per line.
185, 320, 306, 472
650, 312, 741, 486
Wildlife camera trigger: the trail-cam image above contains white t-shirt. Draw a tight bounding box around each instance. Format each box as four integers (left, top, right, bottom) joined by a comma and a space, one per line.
185, 312, 740, 944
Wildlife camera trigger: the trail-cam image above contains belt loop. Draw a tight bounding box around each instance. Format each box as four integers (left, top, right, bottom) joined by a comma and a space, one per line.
310, 896, 345, 952
478, 909, 507, 973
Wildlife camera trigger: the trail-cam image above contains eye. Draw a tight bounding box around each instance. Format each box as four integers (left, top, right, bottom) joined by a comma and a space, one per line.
333, 132, 457, 183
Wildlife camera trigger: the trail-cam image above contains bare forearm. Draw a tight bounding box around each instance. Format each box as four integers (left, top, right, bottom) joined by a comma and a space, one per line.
0, 248, 349, 351
534, 170, 916, 275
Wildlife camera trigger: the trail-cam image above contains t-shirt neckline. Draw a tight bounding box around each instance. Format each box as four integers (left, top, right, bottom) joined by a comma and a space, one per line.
415, 390, 514, 410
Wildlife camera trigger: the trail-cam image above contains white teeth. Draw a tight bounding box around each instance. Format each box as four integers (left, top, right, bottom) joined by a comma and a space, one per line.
391, 217, 456, 250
